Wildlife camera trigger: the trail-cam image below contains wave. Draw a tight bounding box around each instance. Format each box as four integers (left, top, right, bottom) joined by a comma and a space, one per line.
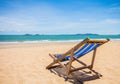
0, 39, 120, 44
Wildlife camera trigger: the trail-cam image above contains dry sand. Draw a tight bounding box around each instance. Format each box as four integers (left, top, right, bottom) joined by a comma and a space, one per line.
0, 40, 120, 84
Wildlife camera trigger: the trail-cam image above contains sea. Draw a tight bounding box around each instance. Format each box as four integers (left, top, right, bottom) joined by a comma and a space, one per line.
0, 34, 120, 44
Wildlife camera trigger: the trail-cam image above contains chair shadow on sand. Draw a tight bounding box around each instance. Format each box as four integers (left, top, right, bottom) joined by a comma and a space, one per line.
49, 65, 102, 84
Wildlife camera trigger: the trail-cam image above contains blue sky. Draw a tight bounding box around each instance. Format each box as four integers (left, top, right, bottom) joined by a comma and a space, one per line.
0, 0, 120, 35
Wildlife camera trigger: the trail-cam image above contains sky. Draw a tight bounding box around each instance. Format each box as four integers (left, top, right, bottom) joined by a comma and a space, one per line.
0, 0, 120, 35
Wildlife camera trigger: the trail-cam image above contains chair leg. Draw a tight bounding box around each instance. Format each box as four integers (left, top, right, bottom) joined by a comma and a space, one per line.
67, 48, 74, 75
90, 48, 97, 69
46, 54, 65, 69
46, 61, 57, 69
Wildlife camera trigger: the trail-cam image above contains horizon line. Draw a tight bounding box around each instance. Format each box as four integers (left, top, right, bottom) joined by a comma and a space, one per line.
0, 33, 120, 35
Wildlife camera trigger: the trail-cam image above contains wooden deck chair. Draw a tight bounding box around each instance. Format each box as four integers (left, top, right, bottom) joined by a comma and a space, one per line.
46, 38, 109, 76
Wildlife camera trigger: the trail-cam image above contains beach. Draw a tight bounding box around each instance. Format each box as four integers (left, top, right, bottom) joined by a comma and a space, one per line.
0, 40, 120, 84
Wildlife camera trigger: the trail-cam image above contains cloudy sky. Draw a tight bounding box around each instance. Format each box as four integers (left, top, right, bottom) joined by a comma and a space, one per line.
0, 0, 120, 34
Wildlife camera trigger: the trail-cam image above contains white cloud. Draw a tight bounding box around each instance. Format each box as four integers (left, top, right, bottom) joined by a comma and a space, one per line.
100, 18, 120, 24
109, 3, 120, 12
110, 7, 120, 11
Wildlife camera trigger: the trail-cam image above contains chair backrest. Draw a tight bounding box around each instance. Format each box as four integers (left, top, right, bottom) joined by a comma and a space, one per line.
74, 43, 100, 58
58, 38, 109, 61
62, 43, 100, 60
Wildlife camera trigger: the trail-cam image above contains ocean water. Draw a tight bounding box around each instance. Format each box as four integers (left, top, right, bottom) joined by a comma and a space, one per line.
0, 34, 120, 44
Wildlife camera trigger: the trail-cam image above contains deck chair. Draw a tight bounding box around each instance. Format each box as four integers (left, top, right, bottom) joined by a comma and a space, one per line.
46, 38, 109, 76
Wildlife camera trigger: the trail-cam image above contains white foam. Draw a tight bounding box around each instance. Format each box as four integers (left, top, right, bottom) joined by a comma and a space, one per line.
0, 39, 119, 44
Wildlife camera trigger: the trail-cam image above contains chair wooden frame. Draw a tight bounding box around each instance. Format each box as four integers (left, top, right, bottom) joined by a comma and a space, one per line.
46, 38, 109, 75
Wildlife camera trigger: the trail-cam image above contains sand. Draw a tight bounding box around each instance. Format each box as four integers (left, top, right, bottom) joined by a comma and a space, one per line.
0, 40, 120, 84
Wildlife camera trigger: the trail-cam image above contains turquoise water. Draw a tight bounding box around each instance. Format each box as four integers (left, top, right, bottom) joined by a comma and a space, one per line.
0, 34, 120, 42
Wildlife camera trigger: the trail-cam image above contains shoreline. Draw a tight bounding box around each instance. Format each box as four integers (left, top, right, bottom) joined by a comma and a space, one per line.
0, 39, 120, 44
